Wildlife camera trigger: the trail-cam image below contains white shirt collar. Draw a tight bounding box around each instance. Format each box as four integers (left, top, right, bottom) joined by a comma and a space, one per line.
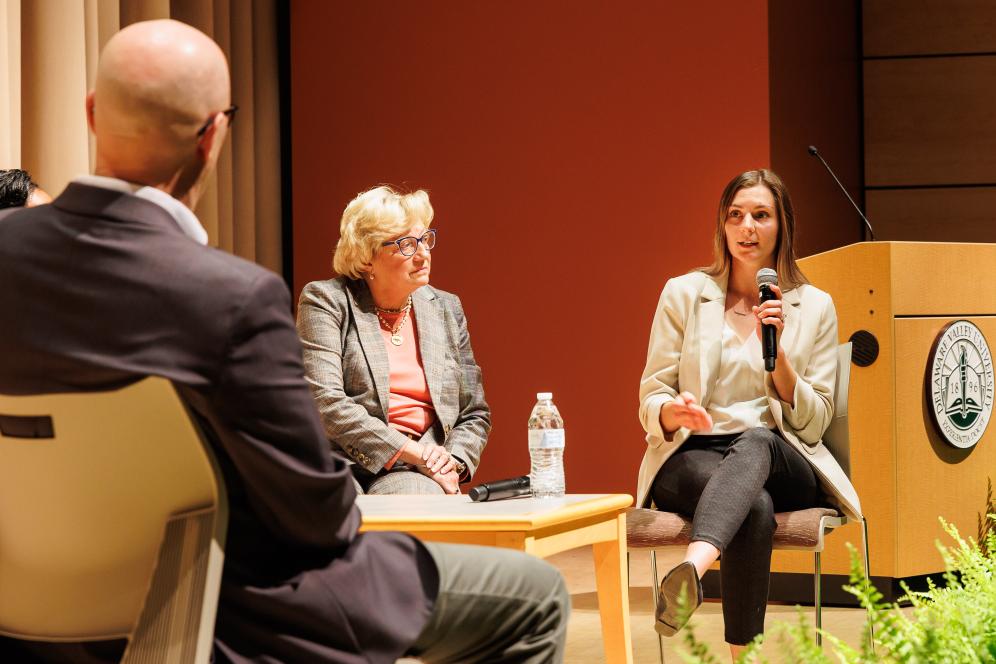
71, 174, 209, 245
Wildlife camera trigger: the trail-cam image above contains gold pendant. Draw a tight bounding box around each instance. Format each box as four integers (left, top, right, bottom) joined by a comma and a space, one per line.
391, 334, 403, 346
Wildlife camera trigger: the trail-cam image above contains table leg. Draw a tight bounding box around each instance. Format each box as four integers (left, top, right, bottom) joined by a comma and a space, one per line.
592, 512, 633, 664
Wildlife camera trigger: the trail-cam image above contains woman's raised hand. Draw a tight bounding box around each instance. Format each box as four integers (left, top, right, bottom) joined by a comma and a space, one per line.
660, 391, 713, 434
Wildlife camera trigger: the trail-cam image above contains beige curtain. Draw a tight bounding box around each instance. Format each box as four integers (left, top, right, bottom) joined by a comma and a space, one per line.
0, 0, 282, 274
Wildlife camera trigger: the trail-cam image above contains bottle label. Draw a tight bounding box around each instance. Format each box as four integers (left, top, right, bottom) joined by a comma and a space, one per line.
528, 429, 565, 449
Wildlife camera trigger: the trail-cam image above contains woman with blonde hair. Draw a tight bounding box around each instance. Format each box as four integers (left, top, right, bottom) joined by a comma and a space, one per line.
637, 169, 860, 659
297, 186, 490, 494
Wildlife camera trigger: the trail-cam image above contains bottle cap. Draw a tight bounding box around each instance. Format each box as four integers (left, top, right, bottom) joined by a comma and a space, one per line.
536, 392, 552, 400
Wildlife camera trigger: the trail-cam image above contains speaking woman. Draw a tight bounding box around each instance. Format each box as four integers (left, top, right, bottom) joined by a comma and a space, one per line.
637, 169, 860, 658
297, 186, 490, 495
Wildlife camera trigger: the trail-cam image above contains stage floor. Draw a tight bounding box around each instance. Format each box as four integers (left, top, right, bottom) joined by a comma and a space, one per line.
401, 545, 906, 663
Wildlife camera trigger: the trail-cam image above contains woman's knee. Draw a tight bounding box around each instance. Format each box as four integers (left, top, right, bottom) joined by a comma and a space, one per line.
726, 428, 780, 468
731, 427, 779, 451
367, 471, 445, 495
745, 491, 776, 537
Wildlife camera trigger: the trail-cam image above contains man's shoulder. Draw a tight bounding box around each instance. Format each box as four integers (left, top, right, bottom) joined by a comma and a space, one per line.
187, 247, 289, 305
0, 207, 22, 223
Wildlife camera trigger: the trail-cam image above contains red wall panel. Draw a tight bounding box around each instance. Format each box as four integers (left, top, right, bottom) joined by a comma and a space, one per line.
291, 1, 771, 494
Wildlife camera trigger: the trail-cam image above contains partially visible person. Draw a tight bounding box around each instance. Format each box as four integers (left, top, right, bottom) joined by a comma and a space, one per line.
637, 169, 861, 660
0, 19, 567, 664
0, 169, 52, 209
297, 186, 490, 495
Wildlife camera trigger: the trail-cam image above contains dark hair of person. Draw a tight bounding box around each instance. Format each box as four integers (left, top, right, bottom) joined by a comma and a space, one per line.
0, 169, 38, 210
700, 168, 808, 289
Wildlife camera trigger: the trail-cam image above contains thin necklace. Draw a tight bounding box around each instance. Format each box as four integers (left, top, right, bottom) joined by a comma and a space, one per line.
728, 295, 755, 317
376, 296, 412, 346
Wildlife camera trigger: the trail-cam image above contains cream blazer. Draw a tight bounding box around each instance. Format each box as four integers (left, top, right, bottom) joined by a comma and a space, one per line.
637, 271, 862, 519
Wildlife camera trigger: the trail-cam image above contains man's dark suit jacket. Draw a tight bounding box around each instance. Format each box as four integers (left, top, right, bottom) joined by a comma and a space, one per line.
0, 184, 437, 663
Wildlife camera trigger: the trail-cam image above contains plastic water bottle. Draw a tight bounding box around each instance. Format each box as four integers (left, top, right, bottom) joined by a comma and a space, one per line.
528, 392, 565, 498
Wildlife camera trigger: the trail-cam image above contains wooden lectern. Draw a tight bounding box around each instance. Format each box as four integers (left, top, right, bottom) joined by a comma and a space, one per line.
770, 242, 996, 600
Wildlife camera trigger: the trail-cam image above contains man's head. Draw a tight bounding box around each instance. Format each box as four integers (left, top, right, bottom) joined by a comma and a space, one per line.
87, 20, 232, 209
0, 169, 52, 209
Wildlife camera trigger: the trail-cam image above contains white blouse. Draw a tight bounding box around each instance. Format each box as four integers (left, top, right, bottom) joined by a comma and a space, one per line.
705, 322, 775, 434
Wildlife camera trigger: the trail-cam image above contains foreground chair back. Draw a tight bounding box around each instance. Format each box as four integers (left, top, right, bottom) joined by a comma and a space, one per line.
0, 378, 227, 664
628, 342, 871, 661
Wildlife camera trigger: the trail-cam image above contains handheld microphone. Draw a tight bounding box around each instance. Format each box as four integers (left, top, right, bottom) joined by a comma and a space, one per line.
756, 268, 779, 372
469, 475, 531, 502
807, 145, 876, 240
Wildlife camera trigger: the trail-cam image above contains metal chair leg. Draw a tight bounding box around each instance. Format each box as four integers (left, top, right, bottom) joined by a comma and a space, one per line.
814, 551, 822, 647
650, 550, 665, 664
861, 517, 875, 653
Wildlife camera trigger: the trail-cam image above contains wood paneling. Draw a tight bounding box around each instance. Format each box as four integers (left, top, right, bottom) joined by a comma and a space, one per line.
864, 56, 996, 187
793, 243, 897, 576
867, 188, 996, 243
889, 243, 996, 316
790, 243, 996, 579
894, 317, 996, 576
864, 0, 996, 57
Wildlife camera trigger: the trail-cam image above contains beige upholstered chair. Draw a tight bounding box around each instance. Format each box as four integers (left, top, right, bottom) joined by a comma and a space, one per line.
628, 343, 871, 661
0, 378, 227, 664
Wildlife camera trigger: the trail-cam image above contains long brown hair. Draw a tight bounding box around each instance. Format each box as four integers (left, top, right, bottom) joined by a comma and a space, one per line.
700, 169, 808, 288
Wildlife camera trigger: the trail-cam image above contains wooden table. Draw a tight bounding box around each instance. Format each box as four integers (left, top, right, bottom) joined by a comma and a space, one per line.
358, 493, 634, 664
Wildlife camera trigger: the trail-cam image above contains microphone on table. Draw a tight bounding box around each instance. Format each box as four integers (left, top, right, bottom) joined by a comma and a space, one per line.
756, 268, 779, 372
807, 145, 876, 241
469, 475, 531, 502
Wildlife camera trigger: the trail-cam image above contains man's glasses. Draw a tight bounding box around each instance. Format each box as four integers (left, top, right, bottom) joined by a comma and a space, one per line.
196, 105, 239, 137
381, 229, 437, 257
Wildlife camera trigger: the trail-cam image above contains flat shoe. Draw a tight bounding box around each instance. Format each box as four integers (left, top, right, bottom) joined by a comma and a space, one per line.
654, 560, 703, 637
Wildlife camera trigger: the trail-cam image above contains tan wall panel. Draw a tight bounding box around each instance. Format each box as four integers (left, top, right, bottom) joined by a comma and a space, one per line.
864, 0, 996, 57
889, 243, 996, 316
19, 0, 90, 195
894, 317, 996, 576
788, 244, 899, 576
867, 188, 996, 243
864, 57, 996, 186
0, 0, 21, 167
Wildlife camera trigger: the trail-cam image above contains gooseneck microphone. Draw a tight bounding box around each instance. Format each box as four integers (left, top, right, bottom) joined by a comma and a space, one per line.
469, 475, 531, 502
807, 145, 876, 240
757, 268, 779, 372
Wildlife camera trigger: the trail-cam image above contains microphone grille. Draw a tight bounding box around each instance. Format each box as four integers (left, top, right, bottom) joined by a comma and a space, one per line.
756, 268, 778, 287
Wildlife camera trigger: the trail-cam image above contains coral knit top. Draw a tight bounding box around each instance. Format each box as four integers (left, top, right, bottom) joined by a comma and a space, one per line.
378, 308, 436, 468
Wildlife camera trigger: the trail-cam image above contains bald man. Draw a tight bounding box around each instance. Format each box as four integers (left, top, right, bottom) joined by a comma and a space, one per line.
0, 19, 568, 664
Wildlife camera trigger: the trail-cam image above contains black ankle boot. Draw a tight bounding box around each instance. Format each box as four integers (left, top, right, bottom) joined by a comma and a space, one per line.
654, 561, 703, 637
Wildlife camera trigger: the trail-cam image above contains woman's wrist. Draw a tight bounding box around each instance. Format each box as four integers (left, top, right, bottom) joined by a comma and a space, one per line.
399, 439, 425, 465
659, 402, 679, 433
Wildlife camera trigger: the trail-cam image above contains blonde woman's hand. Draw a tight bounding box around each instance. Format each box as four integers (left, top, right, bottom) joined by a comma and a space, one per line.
422, 443, 455, 475
418, 465, 461, 494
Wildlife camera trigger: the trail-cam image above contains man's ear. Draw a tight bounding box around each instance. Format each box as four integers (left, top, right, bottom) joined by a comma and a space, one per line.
196, 114, 221, 160
85, 91, 96, 134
